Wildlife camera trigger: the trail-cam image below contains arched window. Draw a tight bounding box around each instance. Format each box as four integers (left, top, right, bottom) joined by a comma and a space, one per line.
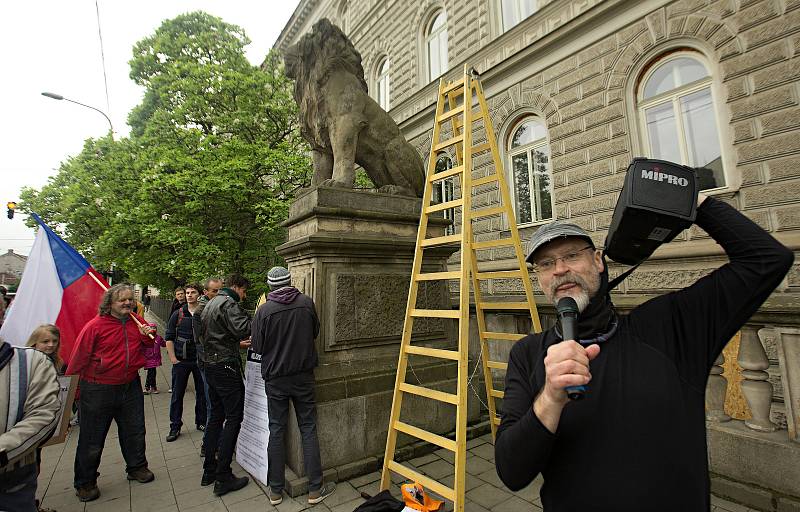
507, 118, 553, 224
432, 153, 455, 235
338, 1, 349, 34
500, 0, 538, 32
375, 58, 390, 111
426, 10, 448, 82
637, 52, 726, 190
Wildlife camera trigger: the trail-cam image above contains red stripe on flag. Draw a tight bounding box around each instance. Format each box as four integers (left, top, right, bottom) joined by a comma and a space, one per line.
55, 271, 107, 365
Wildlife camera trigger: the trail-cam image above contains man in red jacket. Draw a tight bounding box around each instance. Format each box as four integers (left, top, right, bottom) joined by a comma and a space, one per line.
67, 284, 156, 502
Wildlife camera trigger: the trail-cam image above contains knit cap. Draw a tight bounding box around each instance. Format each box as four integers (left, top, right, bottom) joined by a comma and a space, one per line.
267, 266, 291, 289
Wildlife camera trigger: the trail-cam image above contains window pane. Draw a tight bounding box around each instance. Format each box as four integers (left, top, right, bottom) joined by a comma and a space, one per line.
429, 39, 441, 79
521, 0, 538, 18
431, 11, 446, 31
438, 30, 448, 74
643, 57, 708, 99
512, 153, 532, 224
645, 102, 680, 161
501, 0, 518, 30
532, 147, 552, 221
681, 88, 724, 189
510, 119, 547, 148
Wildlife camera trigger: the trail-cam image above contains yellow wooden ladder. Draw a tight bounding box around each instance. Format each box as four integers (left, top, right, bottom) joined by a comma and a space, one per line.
379, 66, 541, 512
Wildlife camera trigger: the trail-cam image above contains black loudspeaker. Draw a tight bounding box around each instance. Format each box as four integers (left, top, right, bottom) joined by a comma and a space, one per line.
604, 158, 699, 266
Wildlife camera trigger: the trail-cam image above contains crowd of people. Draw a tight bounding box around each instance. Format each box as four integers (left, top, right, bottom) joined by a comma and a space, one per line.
0, 268, 336, 511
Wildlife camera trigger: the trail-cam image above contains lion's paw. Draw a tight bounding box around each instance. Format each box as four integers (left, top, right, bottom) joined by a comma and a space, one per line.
319, 178, 353, 189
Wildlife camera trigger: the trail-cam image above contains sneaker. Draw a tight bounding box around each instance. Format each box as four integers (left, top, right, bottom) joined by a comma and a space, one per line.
201, 471, 215, 487
127, 467, 155, 483
308, 482, 336, 504
168, 388, 172, 393
143, 386, 151, 395
213, 475, 249, 496
151, 387, 160, 394
166, 429, 180, 442
75, 484, 100, 502
269, 490, 283, 505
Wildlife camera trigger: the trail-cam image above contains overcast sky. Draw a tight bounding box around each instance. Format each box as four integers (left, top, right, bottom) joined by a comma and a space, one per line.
0, 0, 300, 256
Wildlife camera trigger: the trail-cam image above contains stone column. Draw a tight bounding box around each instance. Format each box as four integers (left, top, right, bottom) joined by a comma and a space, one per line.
706, 353, 730, 422
739, 328, 777, 432
774, 327, 800, 443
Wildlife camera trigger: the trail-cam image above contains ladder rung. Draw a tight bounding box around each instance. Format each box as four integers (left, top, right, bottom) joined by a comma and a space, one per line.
472, 238, 515, 250
471, 206, 505, 219
479, 302, 531, 310
394, 421, 457, 452
426, 198, 463, 214
433, 134, 464, 152
490, 389, 505, 399
475, 270, 522, 280
399, 382, 458, 405
473, 174, 498, 187
430, 164, 464, 182
442, 79, 465, 94
415, 271, 461, 281
387, 461, 456, 501
492, 415, 502, 426
440, 104, 465, 122
471, 142, 491, 154
481, 331, 524, 341
411, 308, 460, 318
487, 361, 508, 370
420, 234, 461, 247
405, 345, 460, 360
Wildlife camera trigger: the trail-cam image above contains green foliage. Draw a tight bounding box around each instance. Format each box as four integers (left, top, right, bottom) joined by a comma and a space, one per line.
20, 12, 311, 295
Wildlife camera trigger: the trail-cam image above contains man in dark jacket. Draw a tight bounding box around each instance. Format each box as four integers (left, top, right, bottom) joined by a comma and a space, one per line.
494, 194, 794, 511
164, 282, 207, 442
197, 274, 251, 496
251, 266, 335, 506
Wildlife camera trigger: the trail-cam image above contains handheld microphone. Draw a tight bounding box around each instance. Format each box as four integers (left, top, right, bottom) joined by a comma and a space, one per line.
556, 297, 585, 400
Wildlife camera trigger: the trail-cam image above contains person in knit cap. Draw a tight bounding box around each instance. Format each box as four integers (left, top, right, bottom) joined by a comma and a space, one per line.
250, 266, 336, 506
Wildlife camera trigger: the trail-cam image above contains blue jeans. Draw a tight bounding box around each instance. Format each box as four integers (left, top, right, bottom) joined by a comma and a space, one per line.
265, 371, 323, 493
74, 378, 147, 488
203, 361, 244, 480
0, 463, 37, 511
169, 360, 207, 431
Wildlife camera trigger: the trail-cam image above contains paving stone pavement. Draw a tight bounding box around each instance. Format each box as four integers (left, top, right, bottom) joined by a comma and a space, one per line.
33, 313, 762, 512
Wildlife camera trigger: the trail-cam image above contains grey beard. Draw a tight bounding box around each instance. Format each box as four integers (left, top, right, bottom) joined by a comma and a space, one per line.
548, 274, 596, 313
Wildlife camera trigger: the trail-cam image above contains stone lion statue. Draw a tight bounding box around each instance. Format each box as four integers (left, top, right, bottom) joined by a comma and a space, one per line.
284, 18, 425, 197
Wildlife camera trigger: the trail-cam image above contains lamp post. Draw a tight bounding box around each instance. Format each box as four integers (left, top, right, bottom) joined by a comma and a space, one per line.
41, 92, 114, 138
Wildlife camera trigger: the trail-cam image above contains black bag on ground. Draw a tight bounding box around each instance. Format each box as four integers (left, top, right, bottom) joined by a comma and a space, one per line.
352, 490, 405, 512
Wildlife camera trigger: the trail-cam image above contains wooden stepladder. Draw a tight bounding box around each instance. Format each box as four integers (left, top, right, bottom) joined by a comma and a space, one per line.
380, 66, 542, 512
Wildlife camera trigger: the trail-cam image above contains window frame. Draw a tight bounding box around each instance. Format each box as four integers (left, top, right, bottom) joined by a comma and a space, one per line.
499, 0, 539, 33
375, 57, 390, 111
635, 50, 731, 193
432, 153, 456, 235
505, 116, 555, 227
425, 10, 449, 83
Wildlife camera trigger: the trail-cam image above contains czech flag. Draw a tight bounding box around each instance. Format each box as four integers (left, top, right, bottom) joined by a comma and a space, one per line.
0, 214, 108, 364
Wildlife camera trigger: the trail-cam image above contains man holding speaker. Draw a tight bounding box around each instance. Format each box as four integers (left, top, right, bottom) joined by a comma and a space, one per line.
495, 190, 793, 511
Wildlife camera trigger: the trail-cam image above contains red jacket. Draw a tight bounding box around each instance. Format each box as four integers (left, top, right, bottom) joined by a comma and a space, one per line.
67, 314, 152, 385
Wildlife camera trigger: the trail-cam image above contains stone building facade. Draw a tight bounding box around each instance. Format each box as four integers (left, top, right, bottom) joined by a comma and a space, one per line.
275, 0, 800, 507
0, 249, 27, 285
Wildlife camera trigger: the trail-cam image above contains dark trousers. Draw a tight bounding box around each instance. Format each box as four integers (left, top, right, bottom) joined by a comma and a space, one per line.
169, 360, 207, 431
145, 368, 157, 389
203, 361, 244, 481
265, 371, 323, 493
0, 463, 38, 512
74, 378, 147, 488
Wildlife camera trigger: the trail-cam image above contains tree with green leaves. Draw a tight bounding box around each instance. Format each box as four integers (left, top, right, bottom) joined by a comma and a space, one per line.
21, 11, 311, 294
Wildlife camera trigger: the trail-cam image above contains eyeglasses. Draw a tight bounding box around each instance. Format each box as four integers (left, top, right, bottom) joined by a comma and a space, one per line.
533, 246, 594, 273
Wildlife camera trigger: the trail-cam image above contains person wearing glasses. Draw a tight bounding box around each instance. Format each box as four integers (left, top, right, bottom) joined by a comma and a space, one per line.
495, 193, 793, 511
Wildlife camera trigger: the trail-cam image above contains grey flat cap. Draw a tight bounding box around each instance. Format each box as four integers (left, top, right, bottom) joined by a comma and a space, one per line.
525, 221, 594, 264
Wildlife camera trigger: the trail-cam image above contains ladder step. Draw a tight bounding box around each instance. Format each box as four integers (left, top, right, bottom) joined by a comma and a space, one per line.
481, 331, 524, 341
405, 345, 460, 360
433, 134, 464, 152
489, 389, 505, 399
479, 302, 531, 310
387, 461, 456, 501
471, 142, 491, 154
472, 174, 499, 187
398, 383, 458, 404
430, 164, 464, 183
471, 206, 505, 219
472, 238, 516, 250
426, 198, 463, 214
415, 271, 461, 281
487, 361, 508, 370
420, 234, 461, 247
442, 79, 466, 94
475, 270, 522, 280
411, 308, 460, 319
394, 421, 457, 452
440, 104, 465, 122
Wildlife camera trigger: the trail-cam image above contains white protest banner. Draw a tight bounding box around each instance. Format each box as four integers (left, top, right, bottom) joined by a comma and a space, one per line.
236, 349, 270, 485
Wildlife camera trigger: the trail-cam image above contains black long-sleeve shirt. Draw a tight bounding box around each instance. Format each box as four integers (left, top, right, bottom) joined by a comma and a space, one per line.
495, 198, 793, 511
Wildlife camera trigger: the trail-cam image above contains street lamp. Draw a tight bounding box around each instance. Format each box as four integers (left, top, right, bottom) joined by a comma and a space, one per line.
41, 91, 114, 138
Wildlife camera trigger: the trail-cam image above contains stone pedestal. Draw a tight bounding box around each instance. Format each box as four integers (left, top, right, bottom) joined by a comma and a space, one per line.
275, 186, 476, 483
